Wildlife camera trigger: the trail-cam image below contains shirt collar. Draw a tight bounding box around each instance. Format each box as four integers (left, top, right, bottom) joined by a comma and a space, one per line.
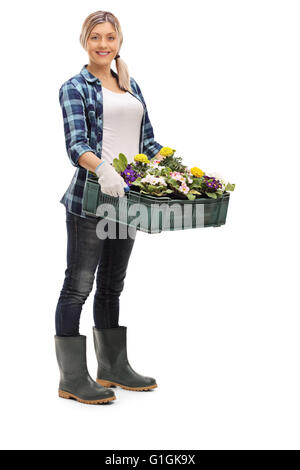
80, 64, 119, 84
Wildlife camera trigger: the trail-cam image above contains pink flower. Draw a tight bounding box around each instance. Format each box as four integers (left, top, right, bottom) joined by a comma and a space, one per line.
170, 171, 185, 183
178, 182, 190, 194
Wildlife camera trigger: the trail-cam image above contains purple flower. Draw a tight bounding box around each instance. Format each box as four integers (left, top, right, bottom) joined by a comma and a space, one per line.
121, 164, 141, 187
203, 175, 223, 192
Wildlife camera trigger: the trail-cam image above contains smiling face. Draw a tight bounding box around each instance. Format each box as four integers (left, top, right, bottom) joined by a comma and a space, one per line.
86, 21, 119, 66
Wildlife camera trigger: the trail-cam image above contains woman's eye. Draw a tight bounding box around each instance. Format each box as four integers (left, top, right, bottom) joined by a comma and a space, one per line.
91, 36, 115, 40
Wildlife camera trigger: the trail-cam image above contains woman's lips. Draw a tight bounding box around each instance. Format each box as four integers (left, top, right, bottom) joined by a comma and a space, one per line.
96, 52, 110, 56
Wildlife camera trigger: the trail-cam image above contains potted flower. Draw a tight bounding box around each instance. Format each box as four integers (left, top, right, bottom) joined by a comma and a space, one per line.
82, 147, 235, 232
111, 147, 235, 201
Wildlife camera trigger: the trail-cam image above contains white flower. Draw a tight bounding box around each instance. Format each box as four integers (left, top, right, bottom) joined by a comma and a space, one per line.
141, 174, 155, 184
157, 176, 167, 186
149, 162, 159, 169
149, 159, 167, 170
141, 174, 167, 186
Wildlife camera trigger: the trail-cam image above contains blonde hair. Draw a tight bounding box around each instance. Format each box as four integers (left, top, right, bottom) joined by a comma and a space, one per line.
79, 10, 133, 93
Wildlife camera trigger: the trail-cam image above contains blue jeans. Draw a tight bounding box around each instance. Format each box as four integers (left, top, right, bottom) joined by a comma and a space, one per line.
55, 209, 137, 336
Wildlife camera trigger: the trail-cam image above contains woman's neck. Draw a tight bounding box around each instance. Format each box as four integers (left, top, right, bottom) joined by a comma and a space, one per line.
86, 64, 113, 82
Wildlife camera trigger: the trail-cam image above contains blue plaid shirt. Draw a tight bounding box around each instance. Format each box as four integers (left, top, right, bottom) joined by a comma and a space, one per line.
59, 64, 163, 218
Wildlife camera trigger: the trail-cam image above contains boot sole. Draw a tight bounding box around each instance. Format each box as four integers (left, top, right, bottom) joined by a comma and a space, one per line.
97, 378, 158, 391
58, 389, 116, 404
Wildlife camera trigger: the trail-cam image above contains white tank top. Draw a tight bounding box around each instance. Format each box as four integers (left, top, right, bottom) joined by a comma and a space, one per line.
101, 87, 144, 165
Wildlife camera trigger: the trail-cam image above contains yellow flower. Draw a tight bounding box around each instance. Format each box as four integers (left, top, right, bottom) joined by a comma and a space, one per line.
190, 167, 205, 178
134, 153, 150, 163
159, 146, 176, 157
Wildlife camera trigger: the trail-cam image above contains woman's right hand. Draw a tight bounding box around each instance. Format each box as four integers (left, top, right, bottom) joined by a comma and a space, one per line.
95, 160, 127, 197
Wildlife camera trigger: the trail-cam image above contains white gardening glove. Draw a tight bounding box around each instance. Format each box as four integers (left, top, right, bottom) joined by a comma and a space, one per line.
95, 160, 127, 197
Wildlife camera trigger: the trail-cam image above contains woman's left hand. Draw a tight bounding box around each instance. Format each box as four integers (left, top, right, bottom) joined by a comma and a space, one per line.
155, 152, 166, 162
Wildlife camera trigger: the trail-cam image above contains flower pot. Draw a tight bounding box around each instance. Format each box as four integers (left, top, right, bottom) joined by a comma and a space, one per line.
82, 176, 230, 234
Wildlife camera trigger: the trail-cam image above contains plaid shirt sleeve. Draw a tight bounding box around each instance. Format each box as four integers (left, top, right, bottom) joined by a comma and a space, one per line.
59, 81, 95, 167
132, 79, 163, 160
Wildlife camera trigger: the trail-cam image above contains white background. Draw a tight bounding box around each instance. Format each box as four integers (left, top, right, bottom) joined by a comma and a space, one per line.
1, 0, 299, 450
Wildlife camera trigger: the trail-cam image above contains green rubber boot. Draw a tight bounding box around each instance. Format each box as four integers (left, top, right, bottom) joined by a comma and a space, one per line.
93, 326, 157, 391
55, 335, 116, 404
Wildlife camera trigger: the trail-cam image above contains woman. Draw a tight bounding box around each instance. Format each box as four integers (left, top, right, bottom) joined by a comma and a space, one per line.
55, 10, 165, 405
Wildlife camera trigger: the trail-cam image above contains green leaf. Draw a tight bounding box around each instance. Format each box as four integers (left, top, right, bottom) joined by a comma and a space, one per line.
225, 182, 235, 191
147, 184, 159, 191
205, 192, 217, 199
113, 158, 123, 173
118, 153, 128, 171
191, 179, 202, 187
190, 189, 202, 195
187, 193, 196, 200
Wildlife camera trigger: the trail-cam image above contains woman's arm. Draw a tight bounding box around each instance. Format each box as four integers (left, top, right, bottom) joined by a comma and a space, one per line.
153, 150, 165, 161
78, 151, 103, 173
59, 81, 102, 169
